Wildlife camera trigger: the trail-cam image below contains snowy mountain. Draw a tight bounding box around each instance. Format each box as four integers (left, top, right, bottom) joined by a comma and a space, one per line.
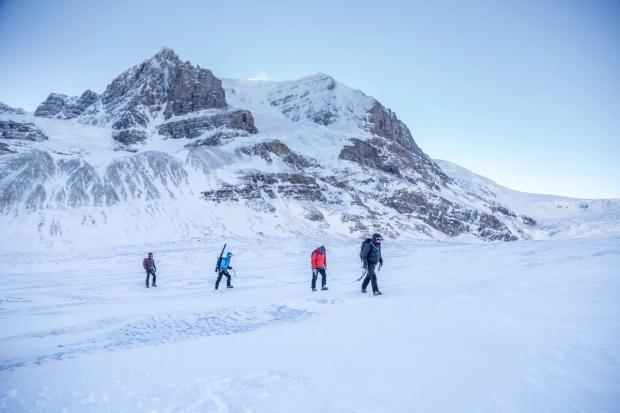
0, 48, 617, 249
435, 159, 620, 238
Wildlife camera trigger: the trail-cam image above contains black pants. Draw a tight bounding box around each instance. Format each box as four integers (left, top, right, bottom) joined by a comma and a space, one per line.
145, 269, 156, 286
216, 269, 232, 289
362, 264, 379, 293
312, 268, 327, 289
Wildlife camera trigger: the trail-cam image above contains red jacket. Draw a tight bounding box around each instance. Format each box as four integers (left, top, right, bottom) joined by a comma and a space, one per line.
311, 249, 327, 269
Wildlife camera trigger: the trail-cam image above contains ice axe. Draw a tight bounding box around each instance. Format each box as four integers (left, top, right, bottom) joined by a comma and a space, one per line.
357, 269, 367, 282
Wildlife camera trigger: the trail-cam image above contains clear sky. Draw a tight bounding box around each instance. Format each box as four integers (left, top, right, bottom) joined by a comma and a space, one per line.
0, 0, 618, 198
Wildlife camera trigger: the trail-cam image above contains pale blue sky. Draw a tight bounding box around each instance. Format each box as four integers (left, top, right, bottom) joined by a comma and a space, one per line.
0, 0, 618, 198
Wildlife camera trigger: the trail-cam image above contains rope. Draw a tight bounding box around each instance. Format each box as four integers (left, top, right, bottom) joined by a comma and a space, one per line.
326, 270, 360, 286
229, 270, 362, 287
234, 273, 309, 285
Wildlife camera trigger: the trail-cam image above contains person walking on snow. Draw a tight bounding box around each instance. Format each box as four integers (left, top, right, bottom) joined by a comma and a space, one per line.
143, 252, 157, 288
311, 245, 328, 291
361, 233, 383, 295
216, 251, 234, 290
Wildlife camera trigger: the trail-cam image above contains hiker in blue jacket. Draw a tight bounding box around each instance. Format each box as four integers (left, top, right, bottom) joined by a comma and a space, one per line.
216, 251, 234, 290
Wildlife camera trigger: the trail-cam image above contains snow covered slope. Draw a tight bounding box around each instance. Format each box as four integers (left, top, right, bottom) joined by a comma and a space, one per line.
435, 159, 620, 238
1, 48, 618, 249
0, 236, 618, 411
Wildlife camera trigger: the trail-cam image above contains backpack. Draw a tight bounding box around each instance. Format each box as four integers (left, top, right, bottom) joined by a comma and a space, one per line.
360, 238, 372, 261
215, 244, 227, 273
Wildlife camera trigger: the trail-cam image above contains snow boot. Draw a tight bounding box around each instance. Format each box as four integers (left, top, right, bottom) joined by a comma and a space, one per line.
312, 287, 317, 291
361, 289, 367, 293
146, 284, 149, 288
373, 291, 382, 296
152, 284, 157, 287
227, 285, 234, 289
321, 286, 329, 291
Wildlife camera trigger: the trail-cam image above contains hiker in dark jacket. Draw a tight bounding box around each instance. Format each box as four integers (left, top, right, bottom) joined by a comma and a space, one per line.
311, 245, 328, 291
143, 252, 157, 288
361, 233, 383, 295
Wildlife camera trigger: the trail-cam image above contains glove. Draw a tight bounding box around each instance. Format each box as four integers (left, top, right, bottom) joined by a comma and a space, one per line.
228, 266, 233, 270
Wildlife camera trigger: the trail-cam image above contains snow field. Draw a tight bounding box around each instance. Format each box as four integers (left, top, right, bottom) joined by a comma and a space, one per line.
0, 236, 619, 412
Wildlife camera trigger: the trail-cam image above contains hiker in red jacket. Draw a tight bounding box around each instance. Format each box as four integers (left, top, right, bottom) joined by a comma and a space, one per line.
143, 252, 157, 288
311, 245, 328, 291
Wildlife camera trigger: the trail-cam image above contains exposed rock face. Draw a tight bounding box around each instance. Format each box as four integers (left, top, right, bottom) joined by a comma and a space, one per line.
366, 102, 419, 153
383, 190, 517, 240
96, 48, 227, 129
202, 173, 326, 203
105, 151, 187, 201
0, 142, 14, 154
34, 90, 99, 119
62, 90, 99, 119
57, 158, 112, 207
478, 213, 517, 241
0, 149, 187, 213
112, 129, 147, 148
491, 205, 516, 218
0, 102, 25, 115
240, 140, 318, 169
34, 93, 69, 117
0, 150, 56, 212
157, 110, 257, 139
339, 137, 449, 189
0, 120, 48, 141
184, 130, 251, 148
521, 215, 537, 227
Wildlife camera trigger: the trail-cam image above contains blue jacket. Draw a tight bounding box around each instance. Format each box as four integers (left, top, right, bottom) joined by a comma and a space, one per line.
219, 252, 233, 270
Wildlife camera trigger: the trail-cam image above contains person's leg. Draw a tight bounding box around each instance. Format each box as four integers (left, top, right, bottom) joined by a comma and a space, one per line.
361, 269, 371, 292
311, 271, 317, 290
319, 268, 327, 288
225, 270, 232, 287
215, 271, 223, 289
145, 270, 150, 287
369, 266, 379, 293
151, 270, 156, 286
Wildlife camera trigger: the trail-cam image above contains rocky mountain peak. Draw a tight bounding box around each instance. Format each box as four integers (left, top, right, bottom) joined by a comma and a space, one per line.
87, 47, 228, 129
151, 47, 181, 64
0, 101, 26, 115
34, 90, 100, 119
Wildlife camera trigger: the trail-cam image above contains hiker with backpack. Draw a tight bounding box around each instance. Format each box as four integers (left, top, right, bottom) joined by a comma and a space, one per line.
360, 233, 383, 295
216, 251, 234, 290
311, 245, 328, 291
143, 252, 157, 288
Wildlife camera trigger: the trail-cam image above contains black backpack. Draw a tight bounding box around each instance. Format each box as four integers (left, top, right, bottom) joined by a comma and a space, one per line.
360, 238, 372, 261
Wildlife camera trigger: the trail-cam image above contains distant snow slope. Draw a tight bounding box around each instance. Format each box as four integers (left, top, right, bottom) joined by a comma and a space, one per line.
435, 159, 620, 238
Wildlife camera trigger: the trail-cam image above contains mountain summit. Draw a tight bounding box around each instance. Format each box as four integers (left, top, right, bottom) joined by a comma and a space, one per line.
1, 48, 615, 248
